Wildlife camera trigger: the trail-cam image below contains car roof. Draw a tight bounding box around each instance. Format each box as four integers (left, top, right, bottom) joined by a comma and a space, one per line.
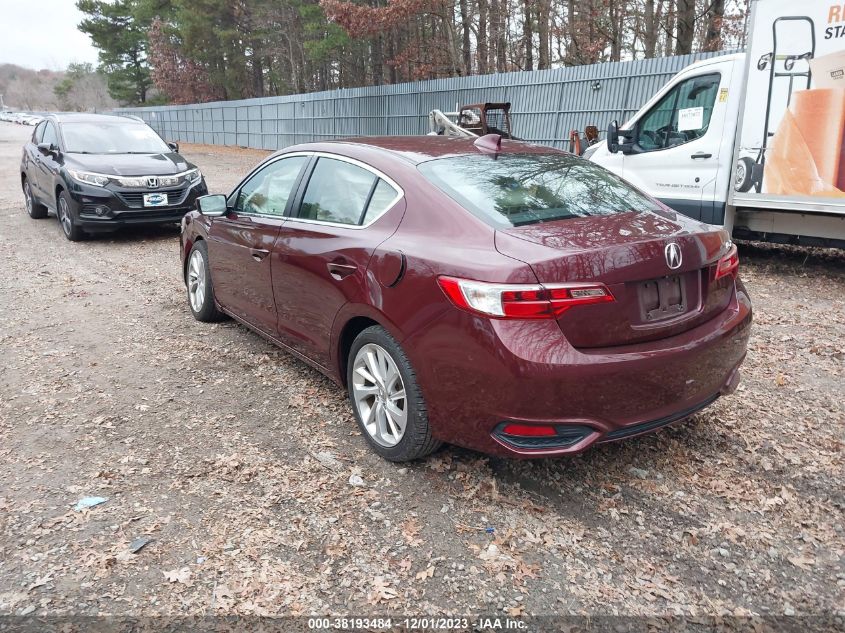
281, 136, 566, 165
48, 113, 146, 125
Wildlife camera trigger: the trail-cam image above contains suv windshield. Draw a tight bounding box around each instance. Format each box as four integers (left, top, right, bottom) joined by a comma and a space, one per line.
61, 122, 170, 154
418, 153, 661, 228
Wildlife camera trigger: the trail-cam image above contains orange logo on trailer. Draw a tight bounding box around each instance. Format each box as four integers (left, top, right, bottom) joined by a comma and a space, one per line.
827, 4, 845, 38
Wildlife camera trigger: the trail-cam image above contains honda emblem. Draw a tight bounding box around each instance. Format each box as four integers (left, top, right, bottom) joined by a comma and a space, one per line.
664, 243, 682, 270
146, 177, 158, 188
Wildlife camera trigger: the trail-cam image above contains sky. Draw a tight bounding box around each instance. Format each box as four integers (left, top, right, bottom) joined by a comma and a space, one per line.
0, 0, 100, 70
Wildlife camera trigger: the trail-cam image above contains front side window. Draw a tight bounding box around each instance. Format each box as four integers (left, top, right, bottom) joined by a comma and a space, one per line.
299, 158, 398, 226
637, 73, 721, 151
42, 122, 59, 148
61, 122, 170, 154
235, 156, 308, 216
418, 154, 661, 228
33, 121, 46, 143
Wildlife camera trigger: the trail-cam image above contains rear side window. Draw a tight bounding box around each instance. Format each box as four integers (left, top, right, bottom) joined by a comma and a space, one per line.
362, 179, 399, 224
299, 157, 399, 226
418, 154, 660, 228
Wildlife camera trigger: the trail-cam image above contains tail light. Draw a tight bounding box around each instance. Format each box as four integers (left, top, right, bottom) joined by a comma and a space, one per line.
714, 243, 739, 280
437, 276, 614, 319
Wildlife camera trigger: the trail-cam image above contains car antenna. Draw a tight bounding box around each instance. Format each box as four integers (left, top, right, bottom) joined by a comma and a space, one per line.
473, 133, 501, 154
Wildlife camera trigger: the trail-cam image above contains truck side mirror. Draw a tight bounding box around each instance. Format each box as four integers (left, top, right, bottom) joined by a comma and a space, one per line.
607, 121, 620, 153
606, 120, 637, 154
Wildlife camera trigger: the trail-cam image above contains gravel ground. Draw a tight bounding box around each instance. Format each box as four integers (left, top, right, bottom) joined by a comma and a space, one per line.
0, 122, 843, 622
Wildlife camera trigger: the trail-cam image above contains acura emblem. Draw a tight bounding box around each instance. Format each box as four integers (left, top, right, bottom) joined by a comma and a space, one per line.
664, 243, 682, 270
146, 177, 158, 188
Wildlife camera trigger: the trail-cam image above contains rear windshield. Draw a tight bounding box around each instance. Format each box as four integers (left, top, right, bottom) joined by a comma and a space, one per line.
61, 122, 170, 154
417, 153, 661, 228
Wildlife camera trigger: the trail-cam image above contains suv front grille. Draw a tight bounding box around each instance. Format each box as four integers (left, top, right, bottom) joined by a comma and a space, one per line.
115, 186, 190, 209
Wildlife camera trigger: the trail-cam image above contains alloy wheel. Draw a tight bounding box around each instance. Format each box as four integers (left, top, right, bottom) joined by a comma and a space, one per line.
187, 249, 206, 313
58, 197, 72, 236
351, 343, 408, 447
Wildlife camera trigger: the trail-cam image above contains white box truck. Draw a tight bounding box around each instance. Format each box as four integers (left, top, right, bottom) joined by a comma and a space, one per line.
587, 0, 845, 248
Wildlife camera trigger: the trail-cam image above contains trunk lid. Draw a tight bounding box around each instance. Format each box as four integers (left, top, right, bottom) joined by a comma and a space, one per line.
495, 211, 736, 348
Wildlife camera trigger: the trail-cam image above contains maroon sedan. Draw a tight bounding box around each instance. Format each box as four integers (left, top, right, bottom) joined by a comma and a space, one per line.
180, 136, 751, 461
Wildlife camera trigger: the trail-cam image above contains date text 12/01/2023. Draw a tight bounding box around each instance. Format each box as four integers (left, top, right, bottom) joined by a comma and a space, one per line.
306, 617, 528, 630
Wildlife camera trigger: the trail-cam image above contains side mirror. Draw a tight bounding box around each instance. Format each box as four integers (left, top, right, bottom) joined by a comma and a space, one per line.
606, 120, 620, 153
606, 120, 637, 155
197, 194, 228, 217
167, 141, 179, 152
37, 142, 57, 155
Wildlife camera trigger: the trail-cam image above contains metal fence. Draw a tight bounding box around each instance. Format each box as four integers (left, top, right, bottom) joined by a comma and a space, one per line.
118, 50, 736, 152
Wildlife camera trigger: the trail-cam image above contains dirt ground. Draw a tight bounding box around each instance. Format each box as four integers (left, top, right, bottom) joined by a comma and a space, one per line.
0, 122, 843, 623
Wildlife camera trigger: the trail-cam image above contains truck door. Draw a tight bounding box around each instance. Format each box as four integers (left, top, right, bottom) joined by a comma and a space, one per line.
621, 65, 733, 223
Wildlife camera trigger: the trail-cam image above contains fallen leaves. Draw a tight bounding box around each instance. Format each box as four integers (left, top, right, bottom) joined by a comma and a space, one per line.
367, 576, 398, 604
415, 565, 435, 580
787, 555, 815, 571
402, 517, 423, 547
163, 568, 192, 585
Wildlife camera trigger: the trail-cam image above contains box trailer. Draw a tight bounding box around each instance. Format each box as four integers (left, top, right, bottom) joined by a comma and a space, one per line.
587, 0, 845, 248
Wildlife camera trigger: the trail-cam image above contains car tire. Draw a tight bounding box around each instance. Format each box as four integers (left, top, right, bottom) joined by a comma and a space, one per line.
57, 190, 85, 241
23, 178, 47, 219
186, 240, 225, 322
734, 157, 756, 193
347, 326, 441, 462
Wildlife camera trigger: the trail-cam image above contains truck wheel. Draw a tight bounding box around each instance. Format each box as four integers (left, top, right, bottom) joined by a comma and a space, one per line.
734, 157, 756, 193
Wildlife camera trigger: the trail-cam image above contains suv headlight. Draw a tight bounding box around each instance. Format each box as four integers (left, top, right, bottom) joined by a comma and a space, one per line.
67, 169, 110, 187
184, 168, 202, 184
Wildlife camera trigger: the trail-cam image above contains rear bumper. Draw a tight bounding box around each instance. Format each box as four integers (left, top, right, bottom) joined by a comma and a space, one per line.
407, 283, 752, 458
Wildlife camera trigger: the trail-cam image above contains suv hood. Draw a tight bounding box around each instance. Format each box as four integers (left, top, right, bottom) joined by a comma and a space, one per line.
63, 152, 193, 176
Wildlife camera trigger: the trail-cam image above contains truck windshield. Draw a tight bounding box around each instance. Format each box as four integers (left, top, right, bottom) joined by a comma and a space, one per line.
62, 122, 171, 154
417, 153, 661, 228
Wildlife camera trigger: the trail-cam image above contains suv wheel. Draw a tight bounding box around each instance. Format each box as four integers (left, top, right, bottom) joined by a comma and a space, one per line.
348, 326, 441, 462
23, 179, 47, 219
57, 191, 85, 241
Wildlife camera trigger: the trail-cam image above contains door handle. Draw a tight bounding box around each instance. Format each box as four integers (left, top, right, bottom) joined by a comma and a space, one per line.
327, 262, 357, 280
251, 248, 270, 262
690, 152, 712, 159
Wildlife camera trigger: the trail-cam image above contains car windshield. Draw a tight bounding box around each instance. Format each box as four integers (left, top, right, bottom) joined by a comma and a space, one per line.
417, 153, 661, 228
61, 122, 170, 154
